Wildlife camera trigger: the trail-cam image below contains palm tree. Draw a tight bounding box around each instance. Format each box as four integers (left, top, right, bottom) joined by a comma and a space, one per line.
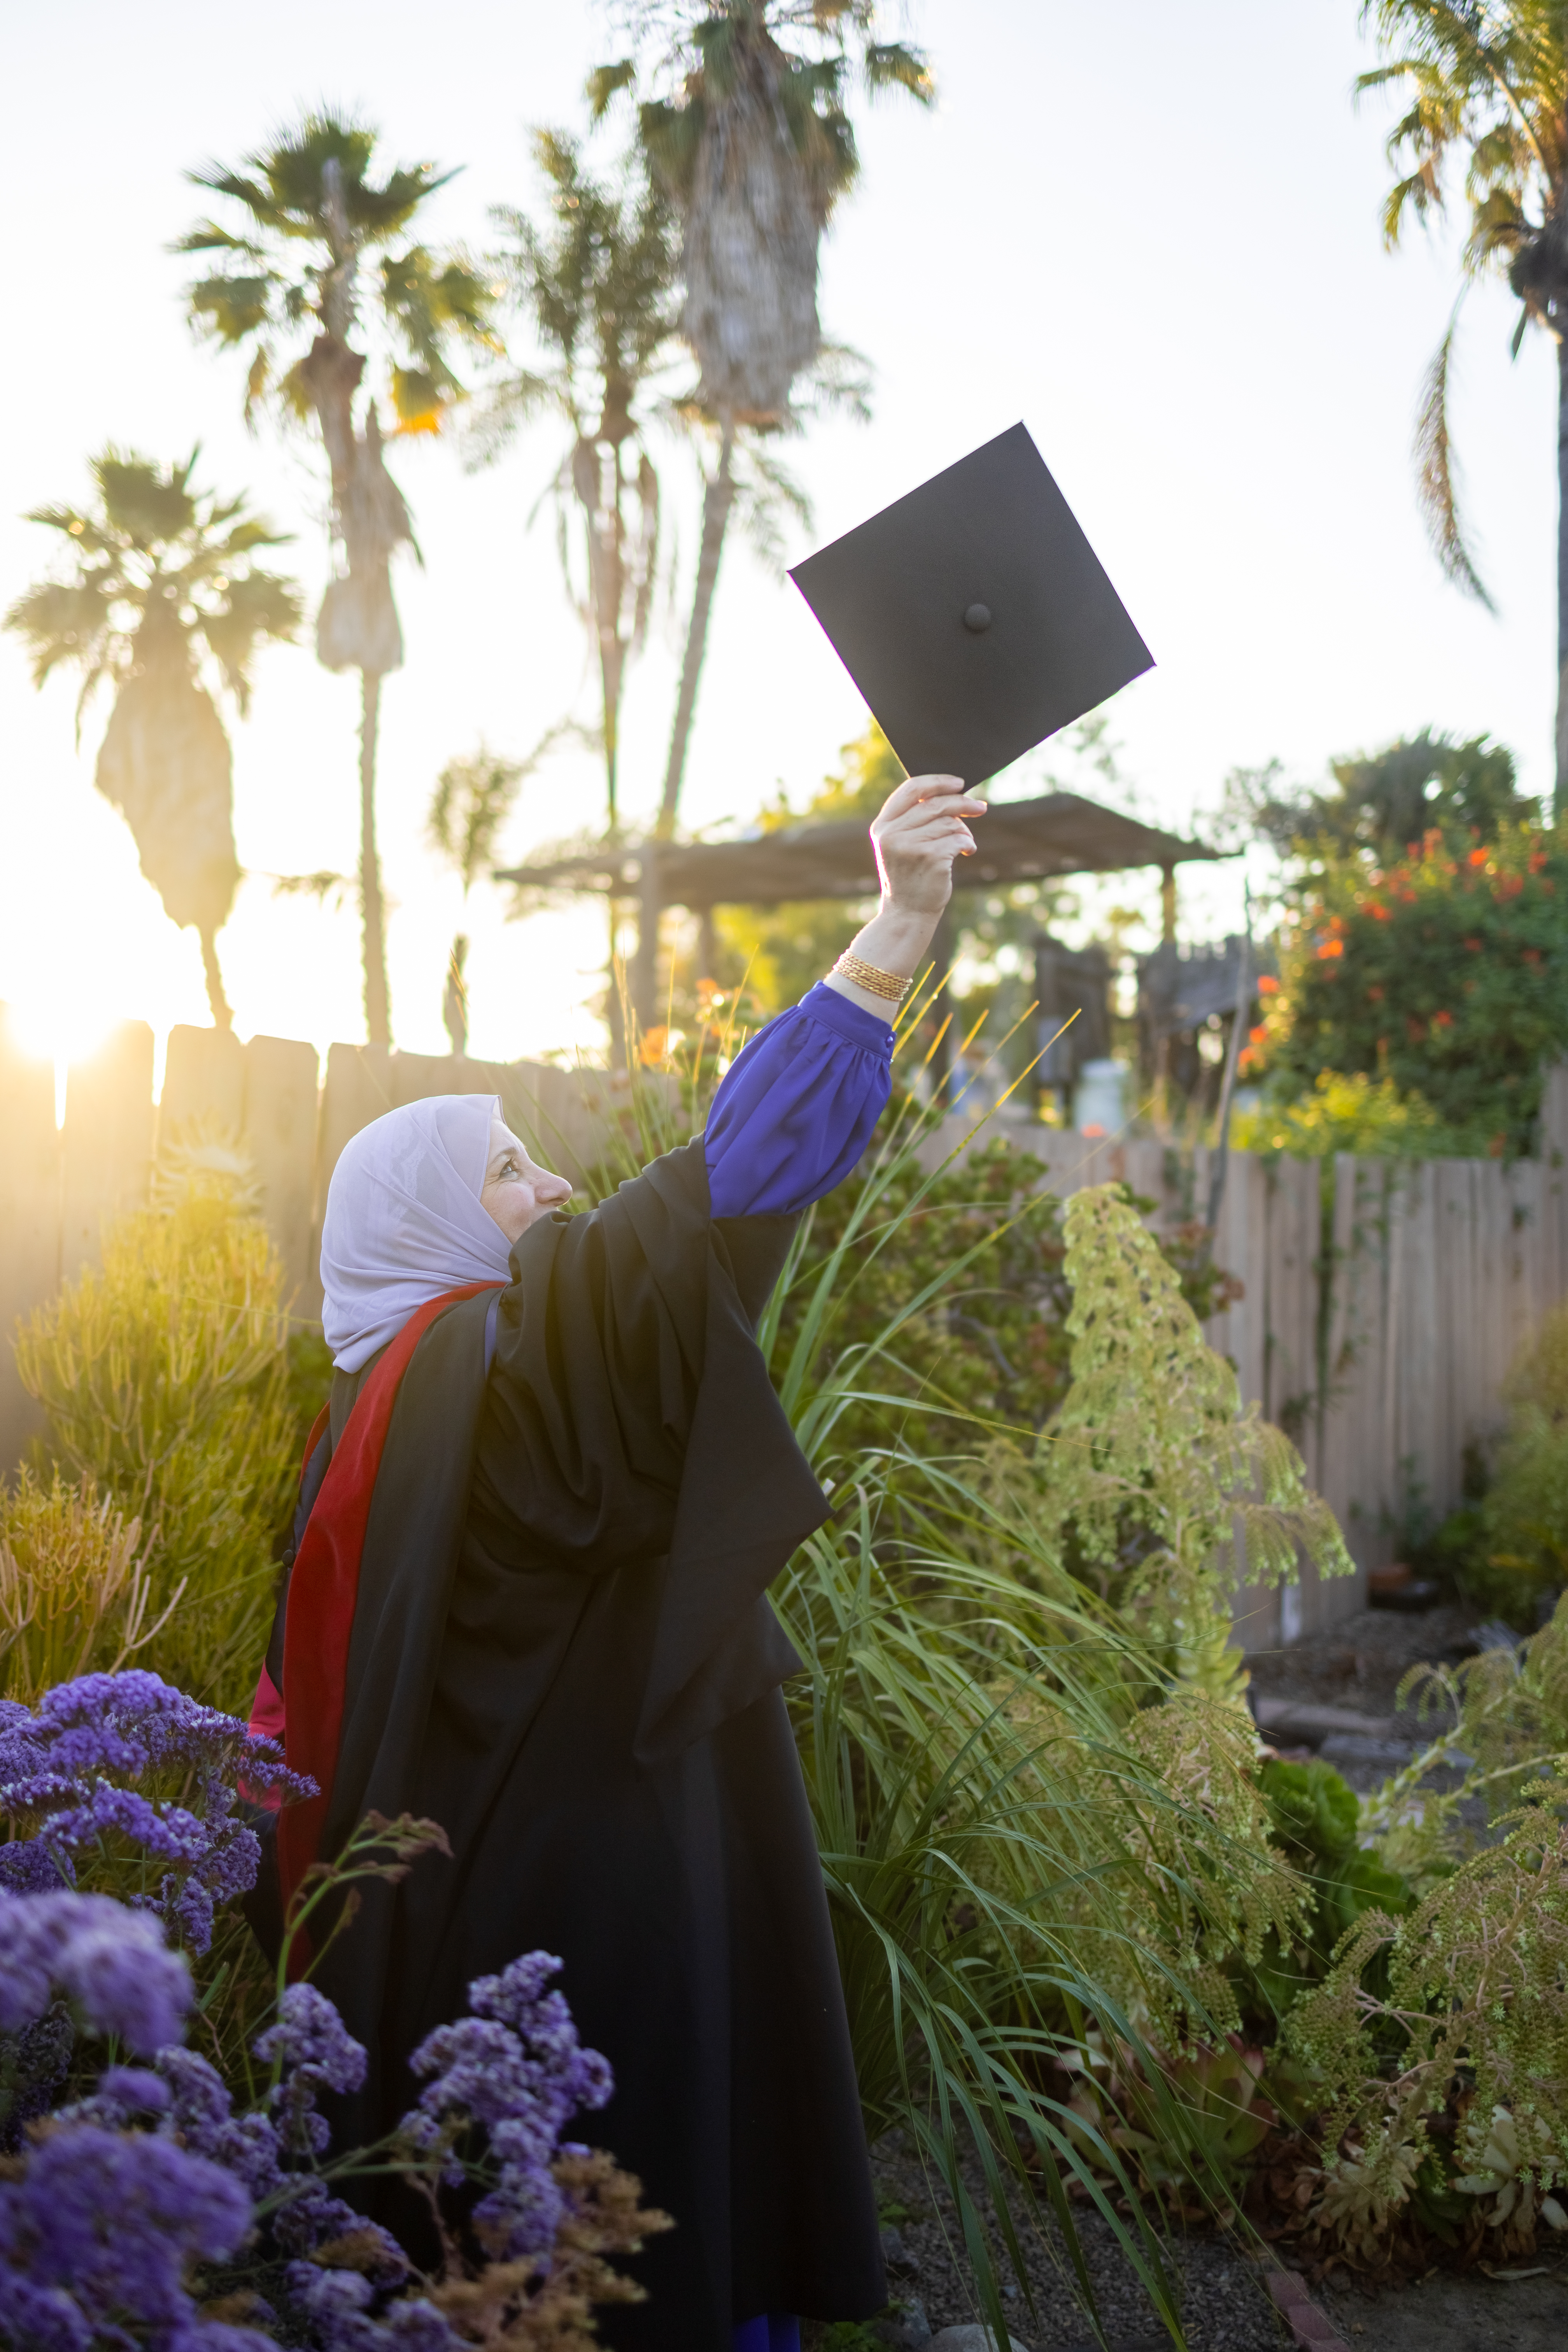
1356, 3, 1568, 810
590, 3, 931, 1018
425, 741, 527, 1053
475, 130, 678, 1059
177, 111, 500, 1044
482, 132, 678, 832
5, 448, 301, 1028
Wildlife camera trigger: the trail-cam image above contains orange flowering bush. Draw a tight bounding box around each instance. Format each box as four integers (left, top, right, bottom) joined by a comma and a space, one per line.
1246, 825, 1568, 1157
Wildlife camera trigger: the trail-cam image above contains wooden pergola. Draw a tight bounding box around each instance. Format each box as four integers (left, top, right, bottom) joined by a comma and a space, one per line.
497, 789, 1219, 920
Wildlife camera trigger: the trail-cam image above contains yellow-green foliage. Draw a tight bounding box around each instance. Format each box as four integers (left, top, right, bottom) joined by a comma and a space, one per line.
1284, 1791, 1568, 2253
1479, 1304, 1568, 1611
991, 1680, 1309, 2052
1036, 1186, 1352, 1699
14, 1185, 295, 1711
0, 1469, 170, 1705
1233, 1070, 1447, 1160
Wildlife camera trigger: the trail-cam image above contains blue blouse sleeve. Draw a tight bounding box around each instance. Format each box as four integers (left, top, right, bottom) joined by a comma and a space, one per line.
704, 981, 894, 1219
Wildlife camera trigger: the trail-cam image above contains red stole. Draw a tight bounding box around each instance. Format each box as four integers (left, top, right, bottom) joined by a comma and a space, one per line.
276, 1284, 502, 1924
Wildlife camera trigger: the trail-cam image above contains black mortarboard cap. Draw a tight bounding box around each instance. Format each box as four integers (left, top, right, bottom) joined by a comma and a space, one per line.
788, 421, 1153, 784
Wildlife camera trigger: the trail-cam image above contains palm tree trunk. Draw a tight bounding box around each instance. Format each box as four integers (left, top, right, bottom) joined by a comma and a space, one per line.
198, 926, 233, 1032
359, 669, 392, 1048
632, 417, 737, 1026
1557, 334, 1568, 821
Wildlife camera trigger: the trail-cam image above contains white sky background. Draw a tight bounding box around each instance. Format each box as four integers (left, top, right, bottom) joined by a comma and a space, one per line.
0, 0, 1554, 1074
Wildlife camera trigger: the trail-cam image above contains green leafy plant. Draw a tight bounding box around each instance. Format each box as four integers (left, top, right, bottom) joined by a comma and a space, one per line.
1284, 1788, 1568, 2263
1030, 1186, 1353, 1701
13, 1144, 296, 1711
1253, 1756, 1413, 2024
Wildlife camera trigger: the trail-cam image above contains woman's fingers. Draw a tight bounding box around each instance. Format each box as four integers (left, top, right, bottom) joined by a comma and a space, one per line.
878, 772, 962, 818
881, 812, 981, 854
876, 773, 988, 822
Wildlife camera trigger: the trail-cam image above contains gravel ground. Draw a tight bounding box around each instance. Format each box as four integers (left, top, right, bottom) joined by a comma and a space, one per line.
802, 2138, 1291, 2350
1317, 2250, 1568, 2350
811, 2143, 1568, 2352
1244, 1601, 1479, 1728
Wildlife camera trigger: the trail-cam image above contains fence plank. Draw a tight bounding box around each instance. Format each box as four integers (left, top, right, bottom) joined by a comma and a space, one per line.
0, 1011, 61, 1468
160, 1024, 244, 1139
243, 1037, 322, 1321
315, 1045, 395, 1201
1265, 1156, 1319, 1438
60, 1023, 155, 1283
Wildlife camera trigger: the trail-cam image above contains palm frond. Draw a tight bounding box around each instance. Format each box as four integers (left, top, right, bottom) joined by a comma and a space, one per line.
2, 578, 117, 692
864, 40, 935, 102
587, 58, 638, 119
186, 271, 281, 345
1415, 310, 1496, 609
198, 571, 304, 711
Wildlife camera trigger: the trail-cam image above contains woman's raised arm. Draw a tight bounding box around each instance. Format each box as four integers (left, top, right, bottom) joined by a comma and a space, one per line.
704, 773, 986, 1218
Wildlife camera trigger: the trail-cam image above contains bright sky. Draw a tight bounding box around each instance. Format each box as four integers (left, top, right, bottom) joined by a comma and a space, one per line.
0, 0, 1554, 1076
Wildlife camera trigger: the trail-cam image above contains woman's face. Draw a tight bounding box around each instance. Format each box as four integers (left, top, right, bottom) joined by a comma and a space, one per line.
480, 1116, 574, 1245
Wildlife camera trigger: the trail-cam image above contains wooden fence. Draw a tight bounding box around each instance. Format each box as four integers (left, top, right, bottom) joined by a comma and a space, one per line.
4, 1002, 1566, 1653
0, 1010, 633, 1468
923, 1063, 1568, 1646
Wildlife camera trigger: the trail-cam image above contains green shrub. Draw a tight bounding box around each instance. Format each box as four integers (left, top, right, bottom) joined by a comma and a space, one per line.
1233, 1069, 1449, 1159
14, 1183, 296, 1712
1246, 820, 1568, 1157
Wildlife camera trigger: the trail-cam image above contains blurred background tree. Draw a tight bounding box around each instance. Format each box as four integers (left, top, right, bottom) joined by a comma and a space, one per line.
481, 129, 677, 834
4, 448, 300, 1029
178, 110, 499, 1046
426, 743, 527, 1054
1357, 1, 1568, 809
590, 0, 931, 1019
478, 125, 677, 1057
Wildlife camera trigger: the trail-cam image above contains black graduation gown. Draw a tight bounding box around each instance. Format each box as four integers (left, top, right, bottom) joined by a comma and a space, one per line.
282, 1140, 886, 2348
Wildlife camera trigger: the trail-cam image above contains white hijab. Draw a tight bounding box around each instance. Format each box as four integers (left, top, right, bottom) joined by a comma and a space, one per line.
320, 1095, 515, 1371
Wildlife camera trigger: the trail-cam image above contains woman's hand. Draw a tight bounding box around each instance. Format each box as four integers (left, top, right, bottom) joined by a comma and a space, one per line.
821, 774, 988, 1018
871, 775, 989, 915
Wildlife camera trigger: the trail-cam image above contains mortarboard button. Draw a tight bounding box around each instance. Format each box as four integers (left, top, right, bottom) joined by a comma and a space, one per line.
789, 422, 1153, 785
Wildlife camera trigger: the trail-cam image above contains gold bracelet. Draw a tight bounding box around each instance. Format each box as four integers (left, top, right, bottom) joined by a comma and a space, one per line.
833, 951, 913, 1003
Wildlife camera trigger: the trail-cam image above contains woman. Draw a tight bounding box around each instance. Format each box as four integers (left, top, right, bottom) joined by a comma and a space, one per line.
251, 773, 986, 2350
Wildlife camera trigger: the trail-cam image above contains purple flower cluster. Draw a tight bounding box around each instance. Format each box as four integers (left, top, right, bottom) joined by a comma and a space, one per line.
0, 2121, 270, 2351
400, 1952, 613, 2259
0, 1798, 614, 2350
0, 1890, 191, 2053
0, 1671, 315, 1953
256, 1984, 368, 2159
282, 2264, 455, 2352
